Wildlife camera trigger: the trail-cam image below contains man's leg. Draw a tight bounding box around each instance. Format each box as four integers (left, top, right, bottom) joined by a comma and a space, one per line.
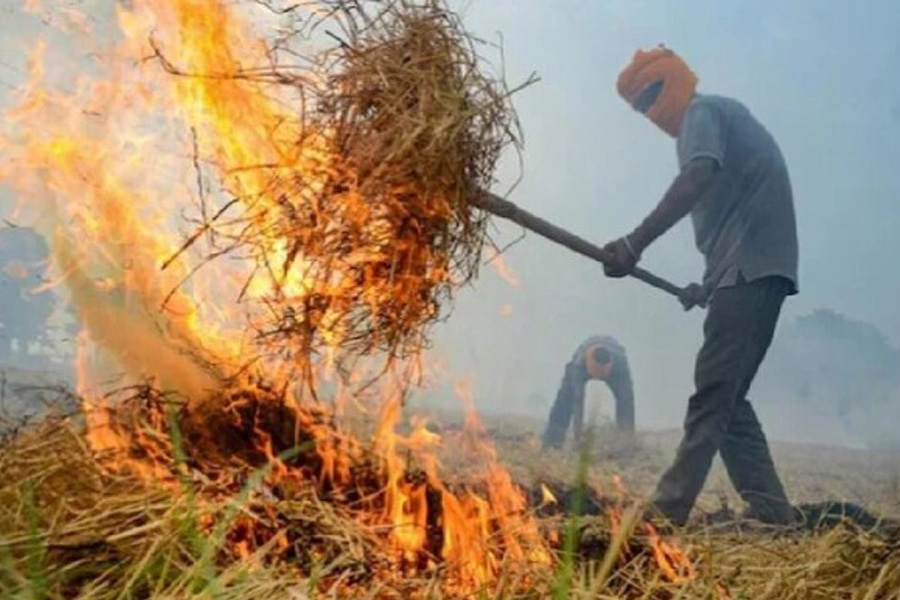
608, 369, 635, 432
718, 276, 795, 524
542, 362, 580, 449
542, 396, 572, 449
650, 276, 789, 525
651, 382, 737, 525
720, 399, 795, 524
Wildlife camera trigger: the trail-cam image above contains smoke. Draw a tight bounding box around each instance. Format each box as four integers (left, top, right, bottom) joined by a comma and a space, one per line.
3, 2, 900, 451
754, 309, 900, 449
415, 0, 900, 445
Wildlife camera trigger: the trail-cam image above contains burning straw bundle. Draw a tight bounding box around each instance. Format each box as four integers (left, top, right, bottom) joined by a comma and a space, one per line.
311, 0, 515, 350
172, 0, 532, 376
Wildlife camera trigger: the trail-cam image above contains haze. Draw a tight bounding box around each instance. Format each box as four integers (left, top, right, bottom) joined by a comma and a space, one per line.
430, 0, 900, 442
1, 1, 898, 446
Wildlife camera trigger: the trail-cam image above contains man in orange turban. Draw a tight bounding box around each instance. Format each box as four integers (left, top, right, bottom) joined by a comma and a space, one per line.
616, 47, 698, 138
602, 47, 800, 527
542, 335, 634, 450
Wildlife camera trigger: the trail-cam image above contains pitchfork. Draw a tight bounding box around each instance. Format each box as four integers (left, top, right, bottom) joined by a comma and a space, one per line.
474, 192, 692, 304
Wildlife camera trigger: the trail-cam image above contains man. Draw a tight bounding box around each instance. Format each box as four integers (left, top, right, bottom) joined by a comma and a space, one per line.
542, 335, 635, 449
602, 47, 799, 526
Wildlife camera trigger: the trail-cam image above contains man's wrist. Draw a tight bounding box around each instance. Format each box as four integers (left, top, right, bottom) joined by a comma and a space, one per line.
627, 228, 651, 257
622, 235, 641, 262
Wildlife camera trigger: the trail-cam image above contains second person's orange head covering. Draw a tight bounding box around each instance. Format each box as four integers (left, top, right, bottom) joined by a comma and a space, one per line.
584, 344, 614, 380
617, 46, 698, 137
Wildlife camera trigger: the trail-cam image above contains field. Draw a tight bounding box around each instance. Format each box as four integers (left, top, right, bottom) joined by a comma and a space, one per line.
2, 370, 899, 600
2, 0, 897, 597
479, 413, 900, 520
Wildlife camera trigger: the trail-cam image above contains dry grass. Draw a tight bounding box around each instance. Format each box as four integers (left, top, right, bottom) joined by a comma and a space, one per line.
3, 2, 898, 595
2, 406, 900, 600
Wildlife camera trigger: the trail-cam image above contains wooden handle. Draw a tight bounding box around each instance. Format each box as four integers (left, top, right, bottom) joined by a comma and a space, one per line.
473, 192, 685, 298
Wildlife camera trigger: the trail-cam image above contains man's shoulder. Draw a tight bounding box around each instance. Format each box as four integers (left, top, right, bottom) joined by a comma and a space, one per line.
688, 94, 744, 116
678, 95, 752, 151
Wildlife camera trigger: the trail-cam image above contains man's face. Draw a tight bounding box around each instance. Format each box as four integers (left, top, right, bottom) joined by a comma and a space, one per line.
632, 80, 664, 115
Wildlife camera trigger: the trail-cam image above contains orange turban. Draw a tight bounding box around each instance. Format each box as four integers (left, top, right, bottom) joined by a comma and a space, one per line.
617, 47, 698, 137
584, 344, 614, 380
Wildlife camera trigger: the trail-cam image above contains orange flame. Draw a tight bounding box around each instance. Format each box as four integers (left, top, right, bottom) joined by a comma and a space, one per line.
486, 252, 520, 287
604, 474, 697, 584
0, 1, 699, 595
642, 522, 697, 583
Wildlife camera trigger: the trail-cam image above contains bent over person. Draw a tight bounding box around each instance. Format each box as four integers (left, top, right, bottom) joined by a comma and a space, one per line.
602, 47, 799, 526
542, 335, 635, 449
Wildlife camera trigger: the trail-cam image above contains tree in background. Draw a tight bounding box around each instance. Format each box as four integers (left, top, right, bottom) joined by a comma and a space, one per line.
756, 308, 900, 449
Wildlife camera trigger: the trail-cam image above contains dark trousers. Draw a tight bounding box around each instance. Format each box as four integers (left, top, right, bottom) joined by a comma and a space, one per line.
652, 275, 795, 526
542, 362, 584, 449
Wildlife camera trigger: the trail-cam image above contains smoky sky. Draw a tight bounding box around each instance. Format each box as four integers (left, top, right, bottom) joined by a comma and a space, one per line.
429, 0, 900, 430
2, 1, 899, 436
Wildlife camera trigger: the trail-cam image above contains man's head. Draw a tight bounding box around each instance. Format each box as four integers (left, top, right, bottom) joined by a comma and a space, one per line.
617, 47, 697, 137
585, 344, 614, 380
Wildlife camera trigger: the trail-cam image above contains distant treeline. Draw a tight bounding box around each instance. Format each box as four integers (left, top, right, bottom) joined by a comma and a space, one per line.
756, 308, 900, 449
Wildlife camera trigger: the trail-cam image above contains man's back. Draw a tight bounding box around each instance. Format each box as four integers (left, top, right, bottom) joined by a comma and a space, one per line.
574, 335, 626, 367
678, 94, 799, 293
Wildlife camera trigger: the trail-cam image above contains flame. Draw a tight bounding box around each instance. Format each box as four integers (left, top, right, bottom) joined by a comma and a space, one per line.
373, 391, 431, 560
486, 251, 520, 287
0, 1, 697, 595
455, 381, 551, 566
539, 483, 558, 507
642, 521, 697, 583
603, 474, 697, 585
361, 376, 552, 588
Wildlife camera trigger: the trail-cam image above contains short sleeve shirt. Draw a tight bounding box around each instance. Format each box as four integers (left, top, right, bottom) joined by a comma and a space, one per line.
677, 95, 799, 294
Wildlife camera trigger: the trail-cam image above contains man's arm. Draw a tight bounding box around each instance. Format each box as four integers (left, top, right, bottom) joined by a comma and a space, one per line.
630, 157, 718, 253
571, 375, 587, 445
603, 157, 719, 277
542, 359, 585, 449
605, 367, 635, 432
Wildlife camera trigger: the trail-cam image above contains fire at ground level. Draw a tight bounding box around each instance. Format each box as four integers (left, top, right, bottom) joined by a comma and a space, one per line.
1, 0, 897, 597
1, 369, 899, 600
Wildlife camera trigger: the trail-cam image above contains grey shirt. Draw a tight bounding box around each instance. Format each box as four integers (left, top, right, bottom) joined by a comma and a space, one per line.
677, 94, 799, 294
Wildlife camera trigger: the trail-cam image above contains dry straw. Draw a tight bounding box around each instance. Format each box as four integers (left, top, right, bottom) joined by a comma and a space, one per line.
158, 0, 535, 381
3, 416, 900, 599
310, 0, 515, 356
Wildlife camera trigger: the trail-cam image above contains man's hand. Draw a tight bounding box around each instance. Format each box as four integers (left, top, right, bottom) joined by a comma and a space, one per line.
602, 237, 640, 278
678, 282, 709, 311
